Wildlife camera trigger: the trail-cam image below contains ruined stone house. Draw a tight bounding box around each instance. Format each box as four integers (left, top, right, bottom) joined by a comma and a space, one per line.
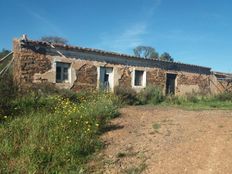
12, 36, 232, 95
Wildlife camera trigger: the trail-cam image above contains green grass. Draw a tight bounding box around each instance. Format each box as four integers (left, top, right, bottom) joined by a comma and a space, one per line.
162, 98, 232, 110
115, 85, 232, 110
152, 123, 161, 130
152, 123, 161, 134
0, 92, 120, 173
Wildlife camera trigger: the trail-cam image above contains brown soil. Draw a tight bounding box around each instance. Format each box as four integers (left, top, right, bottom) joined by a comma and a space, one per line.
91, 106, 232, 174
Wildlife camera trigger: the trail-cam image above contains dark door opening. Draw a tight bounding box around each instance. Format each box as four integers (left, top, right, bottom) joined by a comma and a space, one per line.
104, 73, 109, 88
166, 74, 177, 95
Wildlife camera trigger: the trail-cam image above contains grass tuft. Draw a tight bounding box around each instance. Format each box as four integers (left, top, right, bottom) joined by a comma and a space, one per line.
123, 162, 147, 174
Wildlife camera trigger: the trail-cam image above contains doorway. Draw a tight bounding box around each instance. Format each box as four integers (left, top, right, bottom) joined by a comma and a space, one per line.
99, 67, 113, 91
166, 73, 177, 95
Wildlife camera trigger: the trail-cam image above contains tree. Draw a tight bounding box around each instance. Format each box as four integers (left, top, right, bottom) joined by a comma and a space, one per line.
133, 46, 159, 59
40, 36, 68, 45
159, 52, 174, 62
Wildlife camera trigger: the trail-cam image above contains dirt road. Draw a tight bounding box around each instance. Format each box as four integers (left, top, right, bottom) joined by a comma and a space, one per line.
94, 106, 232, 174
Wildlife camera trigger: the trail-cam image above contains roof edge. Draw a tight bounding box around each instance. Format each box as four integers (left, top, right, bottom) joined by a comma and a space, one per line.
15, 36, 212, 70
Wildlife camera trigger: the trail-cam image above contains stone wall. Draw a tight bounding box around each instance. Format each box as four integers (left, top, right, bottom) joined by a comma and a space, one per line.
117, 67, 132, 88
13, 38, 216, 95
176, 73, 210, 95
71, 64, 97, 91
13, 40, 52, 89
147, 69, 166, 89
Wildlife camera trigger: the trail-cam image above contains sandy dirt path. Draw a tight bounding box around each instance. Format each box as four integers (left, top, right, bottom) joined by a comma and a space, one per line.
92, 106, 232, 174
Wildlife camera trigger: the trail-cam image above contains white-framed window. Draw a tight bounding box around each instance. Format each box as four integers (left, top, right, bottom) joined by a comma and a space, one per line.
132, 69, 146, 87
56, 62, 70, 83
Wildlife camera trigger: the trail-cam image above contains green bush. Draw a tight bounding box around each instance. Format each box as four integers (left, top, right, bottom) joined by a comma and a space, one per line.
114, 85, 164, 105
0, 92, 120, 173
114, 86, 139, 105
138, 85, 164, 105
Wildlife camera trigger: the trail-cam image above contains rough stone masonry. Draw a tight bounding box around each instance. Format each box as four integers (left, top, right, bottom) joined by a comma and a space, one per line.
12, 36, 232, 95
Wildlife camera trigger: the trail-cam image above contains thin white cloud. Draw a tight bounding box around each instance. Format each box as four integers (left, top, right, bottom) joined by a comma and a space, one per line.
94, 23, 147, 53
147, 0, 162, 16
93, 0, 162, 53
29, 10, 63, 36
19, 3, 64, 36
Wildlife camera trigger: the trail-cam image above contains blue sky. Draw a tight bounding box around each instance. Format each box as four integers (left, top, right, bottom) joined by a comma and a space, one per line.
0, 0, 232, 72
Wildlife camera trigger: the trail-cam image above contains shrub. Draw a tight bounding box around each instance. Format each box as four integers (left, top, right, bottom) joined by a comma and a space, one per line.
114, 86, 139, 105
138, 85, 164, 105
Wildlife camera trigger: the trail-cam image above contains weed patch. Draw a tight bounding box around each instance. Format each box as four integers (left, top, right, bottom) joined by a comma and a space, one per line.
163, 92, 232, 110
0, 92, 120, 173
153, 123, 161, 130
123, 162, 147, 174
